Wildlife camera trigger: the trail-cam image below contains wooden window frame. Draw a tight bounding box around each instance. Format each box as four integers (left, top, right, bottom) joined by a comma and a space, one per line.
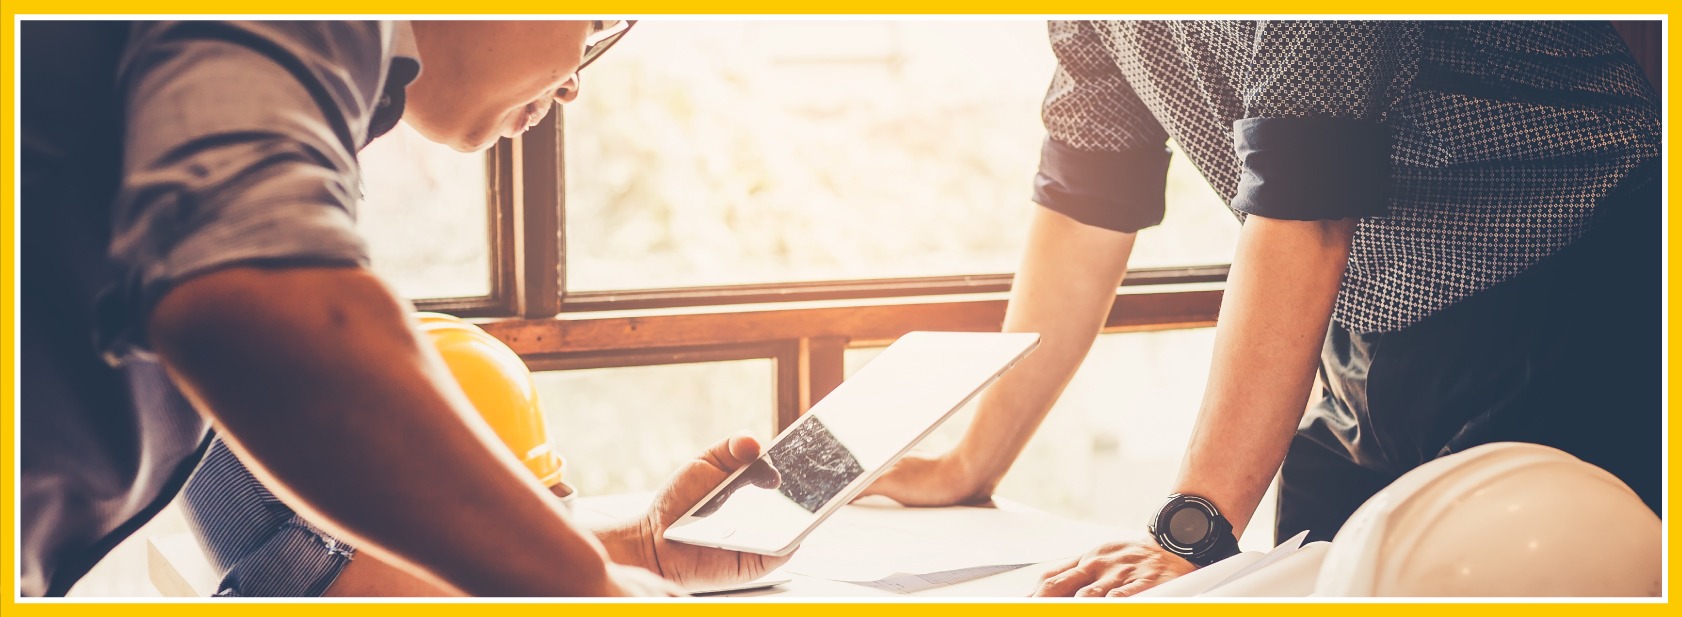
480, 285, 1223, 431
411, 21, 1663, 432
405, 139, 516, 317
410, 110, 565, 318
417, 20, 1659, 323
428, 108, 1226, 432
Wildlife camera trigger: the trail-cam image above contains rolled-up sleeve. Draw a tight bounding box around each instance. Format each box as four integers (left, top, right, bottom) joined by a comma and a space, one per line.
1033, 20, 1171, 233
184, 437, 355, 597
102, 21, 392, 352
1230, 20, 1416, 221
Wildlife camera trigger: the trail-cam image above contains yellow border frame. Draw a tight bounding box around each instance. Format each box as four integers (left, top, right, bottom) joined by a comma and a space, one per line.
2, 3, 1674, 615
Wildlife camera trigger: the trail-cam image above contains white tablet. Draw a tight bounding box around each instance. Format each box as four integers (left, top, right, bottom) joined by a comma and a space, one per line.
662, 331, 1040, 557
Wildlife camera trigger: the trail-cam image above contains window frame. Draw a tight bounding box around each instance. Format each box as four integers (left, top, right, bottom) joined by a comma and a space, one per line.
408, 20, 1664, 433
406, 138, 520, 317
431, 106, 1226, 433
408, 110, 567, 319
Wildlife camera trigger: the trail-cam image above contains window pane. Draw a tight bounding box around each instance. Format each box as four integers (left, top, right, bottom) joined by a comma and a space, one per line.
565, 21, 1233, 292
357, 122, 492, 299
1133, 144, 1240, 269
534, 360, 775, 496
846, 329, 1278, 551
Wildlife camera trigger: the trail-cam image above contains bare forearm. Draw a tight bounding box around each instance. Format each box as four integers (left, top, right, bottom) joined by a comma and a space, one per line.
324, 484, 586, 597
1174, 217, 1356, 537
151, 267, 611, 596
325, 552, 459, 597
955, 206, 1137, 490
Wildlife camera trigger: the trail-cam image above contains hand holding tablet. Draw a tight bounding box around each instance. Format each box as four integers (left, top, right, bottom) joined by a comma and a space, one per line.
663, 331, 1040, 556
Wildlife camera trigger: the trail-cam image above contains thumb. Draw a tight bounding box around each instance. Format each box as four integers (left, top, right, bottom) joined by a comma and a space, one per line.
701, 430, 762, 473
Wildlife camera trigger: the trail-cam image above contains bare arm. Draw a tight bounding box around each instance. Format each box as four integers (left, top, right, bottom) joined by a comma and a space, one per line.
1172, 215, 1356, 536
1034, 215, 1356, 597
317, 481, 575, 597
151, 266, 665, 596
324, 484, 641, 597
865, 205, 1136, 504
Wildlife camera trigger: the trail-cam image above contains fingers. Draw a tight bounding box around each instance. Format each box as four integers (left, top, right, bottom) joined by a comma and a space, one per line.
1036, 556, 1079, 582
754, 548, 794, 574
1049, 571, 1143, 598
854, 468, 898, 499
1074, 568, 1134, 597
743, 459, 782, 489
1031, 545, 1163, 598
1106, 580, 1155, 598
1034, 570, 1092, 597
700, 431, 761, 473
1032, 559, 1093, 597
855, 457, 932, 503
727, 431, 762, 464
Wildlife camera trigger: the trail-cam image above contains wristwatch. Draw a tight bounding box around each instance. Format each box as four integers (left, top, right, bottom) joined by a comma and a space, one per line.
1148, 493, 1241, 568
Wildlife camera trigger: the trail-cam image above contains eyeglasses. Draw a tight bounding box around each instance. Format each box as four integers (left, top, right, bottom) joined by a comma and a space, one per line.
578, 20, 636, 72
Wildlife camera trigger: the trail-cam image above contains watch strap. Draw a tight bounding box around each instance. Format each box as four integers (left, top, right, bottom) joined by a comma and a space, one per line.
1188, 524, 1241, 567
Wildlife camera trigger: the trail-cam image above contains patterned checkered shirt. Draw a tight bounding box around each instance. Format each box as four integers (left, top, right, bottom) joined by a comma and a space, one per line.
1032, 20, 1659, 333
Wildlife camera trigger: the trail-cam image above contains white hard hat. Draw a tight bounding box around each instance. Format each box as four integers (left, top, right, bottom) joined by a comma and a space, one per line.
1315, 442, 1660, 597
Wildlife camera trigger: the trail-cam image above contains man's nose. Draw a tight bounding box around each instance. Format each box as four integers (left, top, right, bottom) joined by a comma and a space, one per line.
554, 74, 581, 104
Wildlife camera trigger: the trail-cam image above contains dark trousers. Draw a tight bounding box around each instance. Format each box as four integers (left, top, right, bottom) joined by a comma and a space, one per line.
1278, 164, 1661, 544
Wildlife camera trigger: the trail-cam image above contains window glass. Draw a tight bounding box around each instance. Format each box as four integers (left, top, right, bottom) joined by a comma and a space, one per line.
358, 122, 492, 299
565, 20, 1233, 292
846, 329, 1278, 551
533, 359, 775, 496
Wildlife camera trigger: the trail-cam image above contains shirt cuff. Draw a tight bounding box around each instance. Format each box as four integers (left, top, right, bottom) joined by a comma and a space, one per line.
1230, 117, 1393, 221
213, 521, 355, 597
186, 438, 354, 597
1031, 136, 1171, 233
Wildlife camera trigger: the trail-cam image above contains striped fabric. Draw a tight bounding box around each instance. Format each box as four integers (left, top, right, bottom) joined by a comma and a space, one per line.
182, 437, 356, 597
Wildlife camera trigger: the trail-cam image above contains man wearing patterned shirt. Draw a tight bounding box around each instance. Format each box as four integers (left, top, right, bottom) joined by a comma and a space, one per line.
866, 20, 1659, 596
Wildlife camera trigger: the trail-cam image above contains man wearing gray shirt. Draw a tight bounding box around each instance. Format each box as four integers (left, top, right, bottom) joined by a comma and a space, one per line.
20, 20, 777, 597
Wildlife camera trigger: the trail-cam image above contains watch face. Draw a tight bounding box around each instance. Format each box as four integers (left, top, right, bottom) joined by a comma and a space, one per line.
1168, 506, 1212, 545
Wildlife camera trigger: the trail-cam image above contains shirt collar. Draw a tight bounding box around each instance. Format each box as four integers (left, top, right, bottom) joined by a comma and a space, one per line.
389, 20, 421, 89
368, 21, 421, 142
392, 20, 420, 70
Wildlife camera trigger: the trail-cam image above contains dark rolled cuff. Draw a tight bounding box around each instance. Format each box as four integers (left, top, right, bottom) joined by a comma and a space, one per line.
1230, 117, 1393, 221
1031, 136, 1171, 233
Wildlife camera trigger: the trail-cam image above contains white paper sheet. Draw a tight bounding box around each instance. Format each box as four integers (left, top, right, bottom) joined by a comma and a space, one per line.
1205, 530, 1310, 592
783, 501, 1122, 582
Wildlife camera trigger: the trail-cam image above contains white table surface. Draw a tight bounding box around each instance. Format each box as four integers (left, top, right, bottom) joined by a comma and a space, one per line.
149, 493, 1126, 599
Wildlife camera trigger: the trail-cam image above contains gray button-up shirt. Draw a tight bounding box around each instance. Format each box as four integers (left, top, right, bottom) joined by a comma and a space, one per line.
20, 20, 416, 596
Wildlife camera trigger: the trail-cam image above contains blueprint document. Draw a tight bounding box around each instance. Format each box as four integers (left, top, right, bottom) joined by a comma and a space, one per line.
783, 500, 1123, 593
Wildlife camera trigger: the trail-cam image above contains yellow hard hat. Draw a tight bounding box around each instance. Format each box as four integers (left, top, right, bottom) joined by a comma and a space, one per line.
414, 312, 574, 499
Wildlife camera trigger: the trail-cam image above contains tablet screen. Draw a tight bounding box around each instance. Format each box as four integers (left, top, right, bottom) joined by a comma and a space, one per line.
664, 331, 1039, 555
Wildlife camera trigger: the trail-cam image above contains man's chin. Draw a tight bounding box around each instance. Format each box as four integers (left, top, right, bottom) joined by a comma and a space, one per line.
399, 118, 495, 153
448, 138, 494, 153
443, 130, 498, 153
